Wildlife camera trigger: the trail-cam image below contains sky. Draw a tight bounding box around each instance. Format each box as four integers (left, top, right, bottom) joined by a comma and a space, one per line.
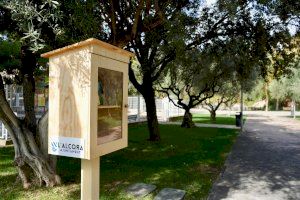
205, 0, 217, 6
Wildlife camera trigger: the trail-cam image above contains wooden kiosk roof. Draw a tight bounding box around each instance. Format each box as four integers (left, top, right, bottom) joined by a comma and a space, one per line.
41, 38, 135, 58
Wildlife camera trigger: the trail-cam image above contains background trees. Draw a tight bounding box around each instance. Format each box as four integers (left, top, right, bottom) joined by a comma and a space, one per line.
269, 79, 287, 110
245, 35, 299, 111
0, 0, 200, 186
159, 46, 234, 128
0, 0, 298, 189
117, 0, 235, 137
0, 0, 65, 188
126, 9, 192, 139
273, 67, 300, 117
202, 81, 239, 122
98, 0, 201, 140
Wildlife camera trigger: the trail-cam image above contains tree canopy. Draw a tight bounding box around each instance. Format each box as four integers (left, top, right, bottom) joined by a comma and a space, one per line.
0, 0, 299, 189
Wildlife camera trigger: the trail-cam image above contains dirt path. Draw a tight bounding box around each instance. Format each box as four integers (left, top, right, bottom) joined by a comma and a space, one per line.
208, 115, 300, 200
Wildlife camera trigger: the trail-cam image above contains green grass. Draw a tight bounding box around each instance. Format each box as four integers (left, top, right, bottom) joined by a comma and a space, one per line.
170, 114, 237, 125
193, 114, 236, 125
0, 124, 238, 200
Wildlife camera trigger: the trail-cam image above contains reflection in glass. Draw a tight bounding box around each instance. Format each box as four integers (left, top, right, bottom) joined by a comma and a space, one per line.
97, 67, 123, 145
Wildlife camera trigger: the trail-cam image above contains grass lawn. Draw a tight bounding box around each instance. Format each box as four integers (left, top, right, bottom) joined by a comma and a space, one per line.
170, 114, 238, 125
0, 124, 238, 200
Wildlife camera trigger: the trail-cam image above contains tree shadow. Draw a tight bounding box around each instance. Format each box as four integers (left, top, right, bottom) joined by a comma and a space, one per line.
94, 125, 238, 199
0, 125, 238, 199
208, 115, 300, 199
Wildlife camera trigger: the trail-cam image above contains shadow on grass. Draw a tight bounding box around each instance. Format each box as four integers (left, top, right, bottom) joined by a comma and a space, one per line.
57, 157, 81, 183
95, 124, 237, 200
209, 121, 300, 199
0, 162, 15, 170
170, 114, 236, 126
0, 124, 238, 200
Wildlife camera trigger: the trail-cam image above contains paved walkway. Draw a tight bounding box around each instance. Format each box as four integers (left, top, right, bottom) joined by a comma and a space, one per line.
208, 115, 300, 200
162, 122, 240, 129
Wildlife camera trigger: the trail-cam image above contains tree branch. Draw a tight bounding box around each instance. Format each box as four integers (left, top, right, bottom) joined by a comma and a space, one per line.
0, 74, 20, 129
151, 50, 175, 81
131, 0, 144, 39
158, 84, 186, 109
128, 61, 143, 94
129, 41, 142, 61
108, 0, 117, 45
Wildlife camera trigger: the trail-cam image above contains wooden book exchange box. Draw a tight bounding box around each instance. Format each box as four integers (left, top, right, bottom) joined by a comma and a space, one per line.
42, 38, 134, 160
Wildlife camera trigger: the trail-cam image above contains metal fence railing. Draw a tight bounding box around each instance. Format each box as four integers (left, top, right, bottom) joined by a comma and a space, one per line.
128, 96, 184, 123
1, 93, 185, 140
0, 122, 10, 140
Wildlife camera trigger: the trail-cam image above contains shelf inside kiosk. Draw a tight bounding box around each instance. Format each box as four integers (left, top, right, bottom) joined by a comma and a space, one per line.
97, 67, 123, 145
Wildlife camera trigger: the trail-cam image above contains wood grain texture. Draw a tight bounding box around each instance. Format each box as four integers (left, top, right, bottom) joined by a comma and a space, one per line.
81, 157, 100, 200
48, 47, 91, 159
90, 54, 129, 158
41, 38, 134, 59
46, 39, 132, 160
91, 44, 130, 63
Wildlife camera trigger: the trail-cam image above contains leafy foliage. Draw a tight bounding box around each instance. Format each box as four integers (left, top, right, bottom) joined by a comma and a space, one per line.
3, 0, 64, 51
160, 48, 232, 111
269, 79, 287, 101
202, 81, 240, 112
0, 38, 21, 74
276, 67, 300, 101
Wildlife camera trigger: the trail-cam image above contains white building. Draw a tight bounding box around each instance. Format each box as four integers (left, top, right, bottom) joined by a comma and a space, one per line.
0, 84, 48, 145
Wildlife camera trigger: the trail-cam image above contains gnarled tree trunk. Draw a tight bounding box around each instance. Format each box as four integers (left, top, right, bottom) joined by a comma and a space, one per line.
264, 83, 269, 112
38, 112, 57, 171
181, 109, 195, 128
210, 110, 216, 122
0, 76, 60, 188
276, 98, 279, 111
129, 62, 161, 141
20, 46, 37, 133
0, 46, 59, 188
143, 83, 160, 141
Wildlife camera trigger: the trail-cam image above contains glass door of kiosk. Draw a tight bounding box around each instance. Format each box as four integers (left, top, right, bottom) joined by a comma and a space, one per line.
97, 67, 123, 145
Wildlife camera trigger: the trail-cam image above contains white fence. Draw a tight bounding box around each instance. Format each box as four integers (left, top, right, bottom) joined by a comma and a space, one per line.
0, 84, 48, 141
1, 95, 185, 140
0, 85, 24, 141
128, 96, 184, 122
0, 122, 10, 140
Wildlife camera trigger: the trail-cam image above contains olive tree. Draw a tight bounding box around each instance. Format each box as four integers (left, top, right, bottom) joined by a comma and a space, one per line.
0, 0, 201, 186
159, 48, 233, 128
202, 81, 239, 122
0, 0, 298, 188
0, 0, 104, 188
0, 0, 64, 188
269, 79, 287, 110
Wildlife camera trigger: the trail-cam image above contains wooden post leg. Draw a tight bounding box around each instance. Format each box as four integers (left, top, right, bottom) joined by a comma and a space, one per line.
81, 157, 100, 200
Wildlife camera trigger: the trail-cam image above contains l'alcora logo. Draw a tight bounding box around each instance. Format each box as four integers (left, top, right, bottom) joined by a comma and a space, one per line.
51, 142, 58, 152
49, 137, 85, 158
51, 141, 84, 153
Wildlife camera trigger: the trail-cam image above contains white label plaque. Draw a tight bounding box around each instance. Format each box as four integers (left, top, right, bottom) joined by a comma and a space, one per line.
49, 137, 85, 158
